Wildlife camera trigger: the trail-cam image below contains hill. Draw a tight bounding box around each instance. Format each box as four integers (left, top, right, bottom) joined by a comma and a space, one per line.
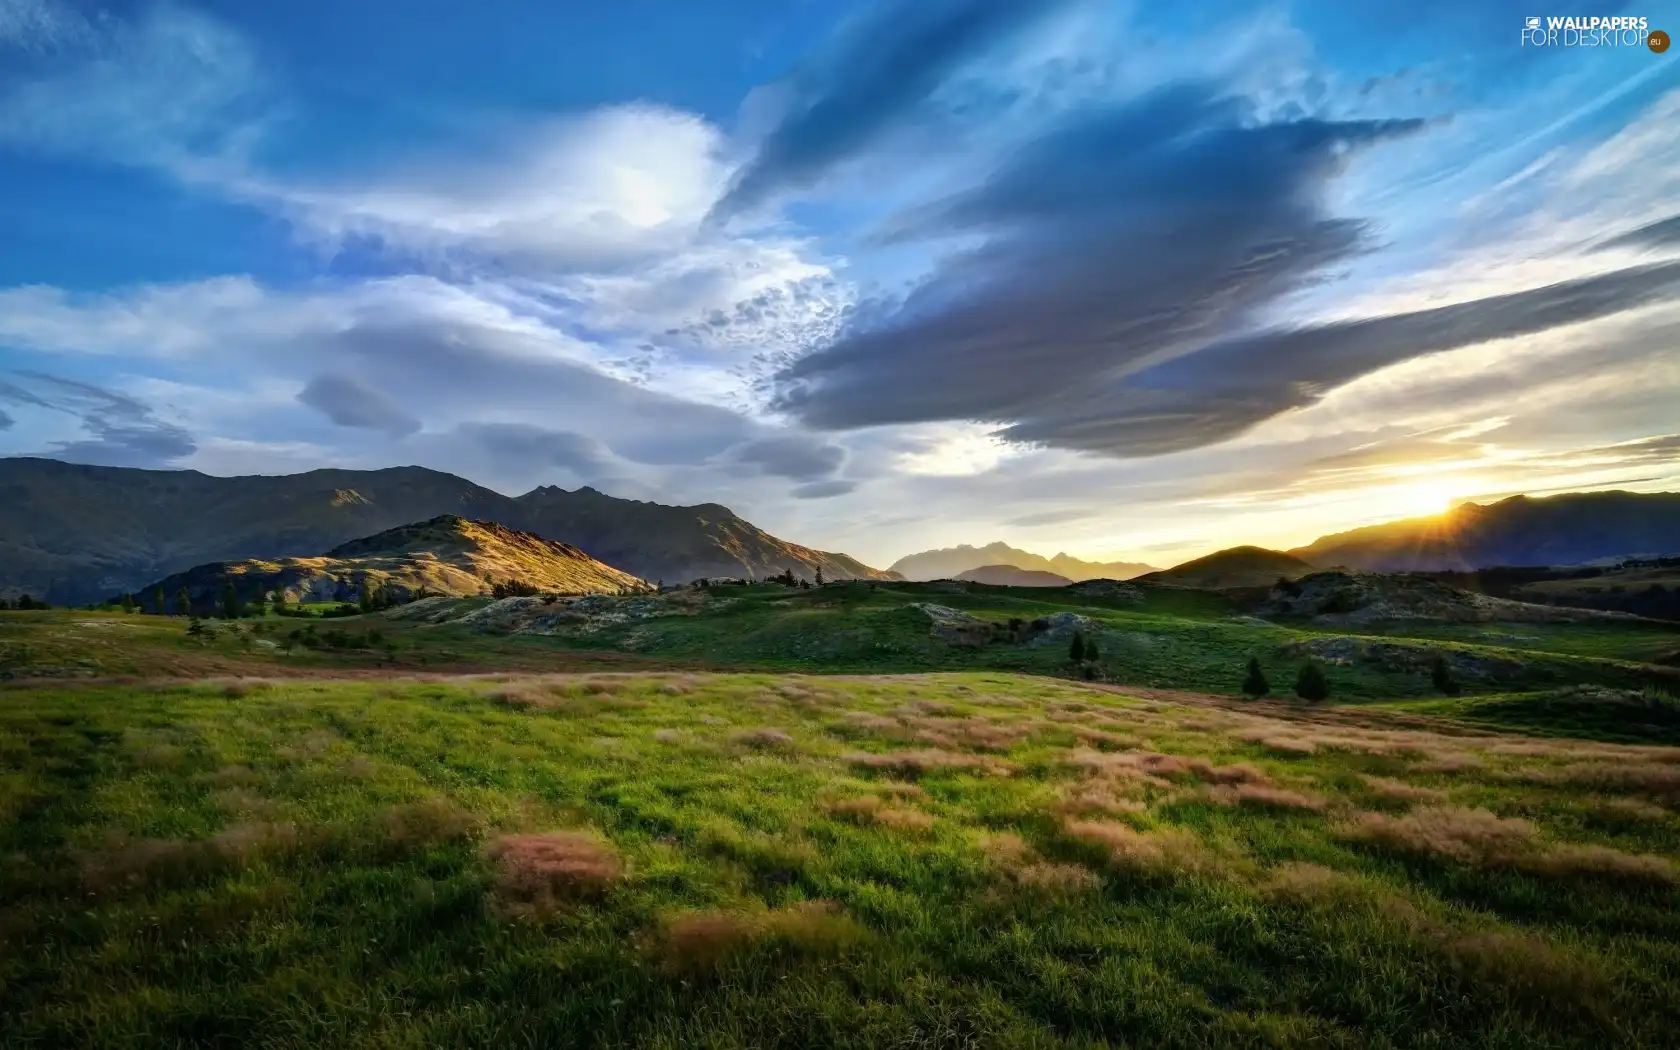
953, 564, 1073, 587
1139, 546, 1318, 589
1293, 490, 1680, 571
512, 484, 890, 589
889, 541, 1154, 582
138, 516, 649, 612
0, 457, 891, 605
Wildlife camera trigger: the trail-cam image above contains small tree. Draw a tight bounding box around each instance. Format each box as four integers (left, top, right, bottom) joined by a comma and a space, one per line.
1430, 654, 1461, 696
177, 586, 191, 617
118, 593, 135, 614
1084, 636, 1100, 662
271, 589, 289, 616
186, 617, 206, 638
152, 587, 165, 614
1069, 630, 1086, 663
1294, 662, 1330, 702
1242, 656, 1270, 698
815, 566, 825, 586
221, 582, 242, 620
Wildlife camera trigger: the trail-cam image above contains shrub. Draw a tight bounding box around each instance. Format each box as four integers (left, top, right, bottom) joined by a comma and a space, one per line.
1294, 662, 1330, 702
1430, 654, 1461, 696
1242, 657, 1270, 698
1068, 631, 1085, 663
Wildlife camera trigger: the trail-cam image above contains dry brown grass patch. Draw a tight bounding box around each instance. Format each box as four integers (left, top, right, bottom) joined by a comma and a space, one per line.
1205, 783, 1327, 812
485, 831, 623, 914
845, 748, 1013, 778
1530, 843, 1678, 885
1234, 729, 1319, 755
655, 900, 864, 973
1260, 861, 1364, 904
732, 727, 797, 751
211, 821, 301, 865
1413, 752, 1484, 775
1346, 806, 1535, 867
380, 797, 479, 851
1559, 762, 1680, 804
1061, 818, 1214, 876
904, 715, 1030, 752
1360, 775, 1445, 803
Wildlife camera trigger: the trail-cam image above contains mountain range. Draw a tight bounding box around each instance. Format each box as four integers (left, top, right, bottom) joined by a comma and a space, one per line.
142, 516, 649, 612
1291, 491, 1680, 571
0, 457, 891, 605
888, 541, 1156, 582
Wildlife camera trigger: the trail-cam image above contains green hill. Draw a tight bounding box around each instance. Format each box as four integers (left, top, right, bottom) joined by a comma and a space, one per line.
1139, 546, 1318, 589
138, 516, 649, 612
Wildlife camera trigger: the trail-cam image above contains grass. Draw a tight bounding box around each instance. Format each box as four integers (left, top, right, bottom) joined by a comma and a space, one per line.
4, 670, 1680, 1048
6, 578, 1676, 702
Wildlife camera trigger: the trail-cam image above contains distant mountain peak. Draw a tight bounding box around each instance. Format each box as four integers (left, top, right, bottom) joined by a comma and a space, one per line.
889, 541, 1155, 582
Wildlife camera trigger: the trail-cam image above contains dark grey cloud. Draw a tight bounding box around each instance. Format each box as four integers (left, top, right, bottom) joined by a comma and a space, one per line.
297, 373, 422, 437
728, 433, 846, 480
710, 0, 1068, 220
0, 407, 12, 430
1596, 214, 1680, 254
0, 371, 195, 466
310, 321, 756, 466
997, 260, 1680, 455
774, 80, 1680, 458
454, 423, 615, 478
791, 479, 857, 499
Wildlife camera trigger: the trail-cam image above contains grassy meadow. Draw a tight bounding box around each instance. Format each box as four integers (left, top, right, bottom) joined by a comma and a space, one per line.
4, 582, 1680, 1047
3, 669, 1680, 1048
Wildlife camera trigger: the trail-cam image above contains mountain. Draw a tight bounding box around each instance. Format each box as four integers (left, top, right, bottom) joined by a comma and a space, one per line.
141, 516, 649, 611
511, 484, 891, 588
888, 541, 1155, 582
953, 564, 1074, 587
1138, 546, 1318, 590
1292, 491, 1680, 572
0, 457, 893, 605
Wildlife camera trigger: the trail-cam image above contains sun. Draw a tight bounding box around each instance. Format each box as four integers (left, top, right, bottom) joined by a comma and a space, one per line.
1389, 480, 1454, 516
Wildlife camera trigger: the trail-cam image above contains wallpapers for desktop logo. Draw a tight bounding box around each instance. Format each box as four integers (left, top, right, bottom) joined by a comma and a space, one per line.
1521, 15, 1667, 50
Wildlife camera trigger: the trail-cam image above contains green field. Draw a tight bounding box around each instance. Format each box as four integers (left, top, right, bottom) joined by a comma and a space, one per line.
4, 585, 1680, 1047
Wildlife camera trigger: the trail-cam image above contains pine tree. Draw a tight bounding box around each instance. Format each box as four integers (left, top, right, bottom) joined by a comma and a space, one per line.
119, 593, 135, 614
1084, 637, 1100, 662
176, 587, 191, 617
815, 566, 825, 586
272, 589, 289, 616
221, 582, 242, 620
1294, 662, 1330, 702
1242, 657, 1270, 698
1068, 631, 1086, 663
1429, 654, 1461, 696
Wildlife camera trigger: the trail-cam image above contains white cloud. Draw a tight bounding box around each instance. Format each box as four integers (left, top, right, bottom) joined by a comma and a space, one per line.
0, 0, 270, 167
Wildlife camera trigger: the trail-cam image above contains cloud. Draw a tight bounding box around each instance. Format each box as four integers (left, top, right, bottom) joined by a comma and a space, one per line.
710, 0, 1070, 220
0, 406, 12, 430
0, 1, 269, 167
0, 0, 89, 50
0, 371, 195, 466
791, 479, 857, 499
451, 423, 615, 479
728, 433, 846, 480
1596, 214, 1680, 254
777, 84, 1426, 446
996, 259, 1680, 456
296, 373, 422, 438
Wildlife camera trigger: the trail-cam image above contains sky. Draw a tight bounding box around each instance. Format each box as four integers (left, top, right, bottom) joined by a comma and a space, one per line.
0, 0, 1677, 571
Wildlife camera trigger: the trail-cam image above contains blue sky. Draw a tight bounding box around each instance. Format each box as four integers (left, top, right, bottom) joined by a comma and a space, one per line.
1, 0, 1677, 568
